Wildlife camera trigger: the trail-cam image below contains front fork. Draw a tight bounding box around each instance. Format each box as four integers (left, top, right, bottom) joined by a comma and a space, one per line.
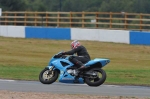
46, 66, 55, 75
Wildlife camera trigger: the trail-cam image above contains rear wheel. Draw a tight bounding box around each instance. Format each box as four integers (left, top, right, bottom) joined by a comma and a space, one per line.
39, 68, 59, 84
84, 68, 106, 87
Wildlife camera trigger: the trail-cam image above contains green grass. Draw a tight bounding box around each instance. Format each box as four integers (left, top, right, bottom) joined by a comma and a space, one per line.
0, 65, 42, 80
0, 36, 150, 86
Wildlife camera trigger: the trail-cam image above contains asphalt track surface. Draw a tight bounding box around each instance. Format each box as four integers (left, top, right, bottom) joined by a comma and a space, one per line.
0, 79, 150, 98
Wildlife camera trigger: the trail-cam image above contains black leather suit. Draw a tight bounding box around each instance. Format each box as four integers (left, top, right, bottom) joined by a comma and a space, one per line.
64, 45, 91, 68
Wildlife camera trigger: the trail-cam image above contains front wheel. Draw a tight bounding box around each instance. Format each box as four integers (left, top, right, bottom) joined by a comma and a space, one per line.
84, 68, 106, 87
39, 68, 59, 84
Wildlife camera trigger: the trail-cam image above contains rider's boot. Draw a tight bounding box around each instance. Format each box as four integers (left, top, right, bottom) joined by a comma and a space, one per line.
73, 65, 86, 83
78, 65, 86, 71
73, 65, 85, 76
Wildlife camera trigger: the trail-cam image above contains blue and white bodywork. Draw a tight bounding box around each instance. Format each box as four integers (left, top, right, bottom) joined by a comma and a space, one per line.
39, 52, 110, 86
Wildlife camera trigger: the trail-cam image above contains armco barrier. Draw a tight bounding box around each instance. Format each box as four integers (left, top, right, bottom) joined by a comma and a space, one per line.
130, 31, 150, 45
0, 26, 150, 45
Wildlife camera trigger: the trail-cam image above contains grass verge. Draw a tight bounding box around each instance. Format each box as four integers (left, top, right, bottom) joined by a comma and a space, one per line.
0, 37, 150, 86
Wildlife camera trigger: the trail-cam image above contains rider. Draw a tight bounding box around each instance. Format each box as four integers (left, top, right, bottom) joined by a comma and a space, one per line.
58, 40, 91, 83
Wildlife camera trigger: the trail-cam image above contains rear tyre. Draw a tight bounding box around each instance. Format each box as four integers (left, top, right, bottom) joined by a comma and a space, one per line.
84, 68, 106, 87
39, 68, 59, 84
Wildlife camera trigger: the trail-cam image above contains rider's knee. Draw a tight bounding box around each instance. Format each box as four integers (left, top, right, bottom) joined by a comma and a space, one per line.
69, 56, 75, 61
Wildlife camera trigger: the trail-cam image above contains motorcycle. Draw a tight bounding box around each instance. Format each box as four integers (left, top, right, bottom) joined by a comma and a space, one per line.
39, 52, 110, 87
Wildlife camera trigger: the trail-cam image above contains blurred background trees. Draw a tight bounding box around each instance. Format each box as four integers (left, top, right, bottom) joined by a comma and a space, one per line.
0, 0, 150, 13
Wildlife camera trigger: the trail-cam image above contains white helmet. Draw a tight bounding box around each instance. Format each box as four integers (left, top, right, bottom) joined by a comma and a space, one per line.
71, 40, 81, 49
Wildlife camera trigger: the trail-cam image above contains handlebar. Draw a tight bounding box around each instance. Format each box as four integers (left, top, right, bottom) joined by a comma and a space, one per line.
54, 54, 67, 59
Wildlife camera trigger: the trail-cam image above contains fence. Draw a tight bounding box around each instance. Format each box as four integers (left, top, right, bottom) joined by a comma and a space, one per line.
0, 11, 150, 31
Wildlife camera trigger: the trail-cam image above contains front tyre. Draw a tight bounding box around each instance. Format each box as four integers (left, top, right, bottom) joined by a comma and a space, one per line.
39, 68, 59, 84
84, 68, 106, 87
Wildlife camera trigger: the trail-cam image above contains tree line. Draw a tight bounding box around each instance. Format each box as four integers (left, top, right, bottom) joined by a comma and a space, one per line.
0, 0, 150, 13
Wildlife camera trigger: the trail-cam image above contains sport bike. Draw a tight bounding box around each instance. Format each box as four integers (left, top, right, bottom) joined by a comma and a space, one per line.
39, 52, 110, 87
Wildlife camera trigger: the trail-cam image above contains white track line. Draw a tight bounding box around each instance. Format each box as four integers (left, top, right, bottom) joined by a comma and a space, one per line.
0, 79, 15, 82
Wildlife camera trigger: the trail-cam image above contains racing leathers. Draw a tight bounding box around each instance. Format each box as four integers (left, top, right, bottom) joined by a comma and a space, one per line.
63, 45, 91, 68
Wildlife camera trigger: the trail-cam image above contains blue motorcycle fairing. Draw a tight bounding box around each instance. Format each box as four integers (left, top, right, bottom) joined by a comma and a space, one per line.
48, 56, 70, 66
48, 57, 56, 66
51, 58, 74, 71
59, 70, 84, 84
46, 64, 84, 84
46, 65, 84, 84
45, 52, 110, 84
85, 58, 110, 67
